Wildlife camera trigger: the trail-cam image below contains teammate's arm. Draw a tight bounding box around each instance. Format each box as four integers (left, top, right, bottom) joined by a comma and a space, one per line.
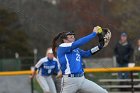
30, 59, 43, 78
54, 61, 59, 74
30, 67, 38, 78
54, 61, 62, 78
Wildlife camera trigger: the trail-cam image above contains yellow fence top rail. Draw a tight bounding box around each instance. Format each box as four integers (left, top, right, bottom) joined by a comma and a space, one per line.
0, 67, 140, 76
85, 67, 140, 73
0, 70, 32, 76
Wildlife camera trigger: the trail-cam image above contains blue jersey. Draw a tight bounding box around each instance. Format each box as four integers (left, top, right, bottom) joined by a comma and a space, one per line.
35, 57, 59, 76
57, 32, 97, 75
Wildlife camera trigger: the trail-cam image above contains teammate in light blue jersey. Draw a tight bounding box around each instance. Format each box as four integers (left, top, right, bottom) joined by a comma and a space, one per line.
52, 26, 111, 93
30, 48, 61, 93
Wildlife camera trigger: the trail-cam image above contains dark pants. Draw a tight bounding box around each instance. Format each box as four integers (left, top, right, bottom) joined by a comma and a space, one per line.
117, 63, 129, 79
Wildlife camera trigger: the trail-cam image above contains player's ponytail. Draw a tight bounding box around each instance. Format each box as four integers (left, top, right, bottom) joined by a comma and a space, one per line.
52, 32, 64, 57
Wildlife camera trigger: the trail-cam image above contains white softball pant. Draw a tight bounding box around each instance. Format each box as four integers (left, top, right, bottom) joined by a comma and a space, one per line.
60, 75, 108, 93
36, 75, 57, 93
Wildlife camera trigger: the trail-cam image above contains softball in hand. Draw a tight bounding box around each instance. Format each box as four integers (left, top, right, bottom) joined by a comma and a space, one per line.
97, 26, 102, 33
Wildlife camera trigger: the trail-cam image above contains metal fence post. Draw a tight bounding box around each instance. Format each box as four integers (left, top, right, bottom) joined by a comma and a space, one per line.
30, 66, 34, 93
130, 71, 134, 93
31, 77, 34, 93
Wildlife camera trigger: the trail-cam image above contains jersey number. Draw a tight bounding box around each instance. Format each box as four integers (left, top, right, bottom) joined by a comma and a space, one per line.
76, 53, 80, 62
48, 69, 51, 74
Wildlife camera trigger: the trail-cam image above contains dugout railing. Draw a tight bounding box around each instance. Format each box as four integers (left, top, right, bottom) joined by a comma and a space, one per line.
0, 67, 140, 93
85, 67, 140, 93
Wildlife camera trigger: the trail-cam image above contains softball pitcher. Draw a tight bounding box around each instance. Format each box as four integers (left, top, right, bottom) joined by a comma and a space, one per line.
52, 26, 111, 93
30, 48, 61, 93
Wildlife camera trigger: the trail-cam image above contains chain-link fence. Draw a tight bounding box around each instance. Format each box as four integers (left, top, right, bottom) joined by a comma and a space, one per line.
0, 57, 34, 71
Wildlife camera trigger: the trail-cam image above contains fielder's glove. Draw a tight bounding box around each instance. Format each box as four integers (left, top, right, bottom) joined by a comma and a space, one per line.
97, 28, 111, 48
90, 27, 111, 54
103, 28, 111, 47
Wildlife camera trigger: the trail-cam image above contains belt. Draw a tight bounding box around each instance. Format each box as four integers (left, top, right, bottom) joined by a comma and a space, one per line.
65, 73, 84, 77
